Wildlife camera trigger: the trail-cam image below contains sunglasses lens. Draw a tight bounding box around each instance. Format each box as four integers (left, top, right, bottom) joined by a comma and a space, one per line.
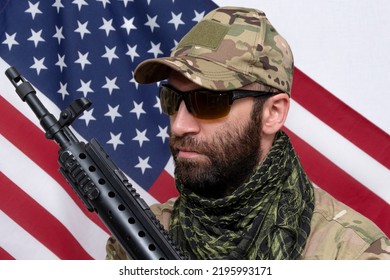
188, 91, 231, 119
160, 86, 179, 115
160, 85, 232, 119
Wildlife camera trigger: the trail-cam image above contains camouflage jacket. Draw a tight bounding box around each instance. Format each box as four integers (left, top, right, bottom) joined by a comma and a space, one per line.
106, 187, 390, 260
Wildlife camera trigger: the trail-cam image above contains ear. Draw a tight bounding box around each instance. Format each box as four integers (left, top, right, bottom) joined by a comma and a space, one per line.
262, 93, 290, 135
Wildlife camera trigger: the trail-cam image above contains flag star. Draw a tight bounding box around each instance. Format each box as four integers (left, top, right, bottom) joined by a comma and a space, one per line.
107, 132, 124, 151
2, 32, 19, 51
193, 10, 205, 22
75, 20, 91, 39
72, 0, 88, 11
135, 156, 152, 174
28, 29, 45, 47
104, 104, 122, 123
153, 96, 162, 114
57, 81, 69, 100
129, 71, 139, 89
97, 0, 111, 8
156, 126, 169, 143
168, 12, 185, 30
102, 46, 119, 64
25, 1, 42, 20
121, 17, 137, 35
102, 76, 119, 95
30, 57, 47, 75
52, 0, 64, 13
99, 18, 115, 36
55, 54, 67, 72
148, 41, 163, 58
145, 15, 160, 32
80, 108, 96, 126
171, 39, 179, 51
119, 0, 134, 7
126, 44, 139, 62
133, 129, 150, 147
130, 101, 146, 119
75, 51, 91, 70
53, 26, 65, 44
77, 79, 94, 97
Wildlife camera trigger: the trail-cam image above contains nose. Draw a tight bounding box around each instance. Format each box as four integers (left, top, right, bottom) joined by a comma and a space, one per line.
170, 101, 200, 137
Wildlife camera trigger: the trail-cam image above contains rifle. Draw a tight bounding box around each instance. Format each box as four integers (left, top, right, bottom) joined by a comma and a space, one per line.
5, 66, 185, 260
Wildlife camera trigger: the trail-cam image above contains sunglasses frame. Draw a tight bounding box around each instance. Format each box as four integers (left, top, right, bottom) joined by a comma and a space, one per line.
159, 83, 278, 119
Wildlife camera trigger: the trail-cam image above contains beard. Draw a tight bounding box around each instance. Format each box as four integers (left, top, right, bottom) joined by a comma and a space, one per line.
169, 115, 262, 198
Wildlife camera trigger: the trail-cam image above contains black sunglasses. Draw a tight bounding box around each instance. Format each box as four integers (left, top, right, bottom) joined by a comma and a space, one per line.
159, 83, 278, 119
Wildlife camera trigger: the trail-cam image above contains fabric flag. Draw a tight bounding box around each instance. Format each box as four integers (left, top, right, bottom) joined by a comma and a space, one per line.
0, 0, 388, 260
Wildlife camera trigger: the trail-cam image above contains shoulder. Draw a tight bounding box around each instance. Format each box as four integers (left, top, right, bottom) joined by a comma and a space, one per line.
303, 187, 390, 259
149, 197, 177, 231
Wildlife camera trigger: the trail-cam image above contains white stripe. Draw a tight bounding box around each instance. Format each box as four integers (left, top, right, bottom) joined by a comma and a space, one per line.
0, 210, 59, 260
0, 135, 109, 259
286, 99, 390, 204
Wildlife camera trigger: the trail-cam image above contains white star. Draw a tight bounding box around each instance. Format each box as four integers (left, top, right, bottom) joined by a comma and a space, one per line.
107, 132, 124, 151
52, 0, 64, 13
28, 29, 45, 47
57, 82, 69, 100
135, 156, 152, 174
129, 71, 139, 89
75, 20, 91, 39
53, 26, 65, 44
156, 126, 169, 143
55, 54, 67, 72
119, 0, 134, 7
77, 79, 94, 97
102, 76, 119, 95
172, 39, 179, 50
80, 108, 96, 126
145, 15, 160, 32
75, 51, 91, 70
193, 10, 205, 22
96, 0, 111, 8
126, 44, 139, 62
102, 46, 119, 64
104, 104, 122, 123
25, 1, 42, 20
99, 18, 115, 36
168, 12, 185, 30
30, 57, 47, 75
130, 101, 146, 119
121, 17, 137, 35
153, 96, 162, 114
133, 129, 149, 147
148, 41, 163, 58
2, 32, 19, 51
72, 0, 88, 11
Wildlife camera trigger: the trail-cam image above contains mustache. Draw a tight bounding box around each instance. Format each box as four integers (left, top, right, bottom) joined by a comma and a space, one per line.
169, 135, 207, 154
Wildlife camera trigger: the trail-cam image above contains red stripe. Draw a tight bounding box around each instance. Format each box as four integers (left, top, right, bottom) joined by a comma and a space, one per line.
285, 127, 390, 236
0, 247, 15, 260
0, 172, 93, 259
292, 69, 390, 169
0, 96, 108, 233
149, 170, 178, 203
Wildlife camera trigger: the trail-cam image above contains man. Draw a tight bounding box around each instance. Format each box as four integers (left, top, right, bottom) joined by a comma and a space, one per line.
106, 6, 390, 259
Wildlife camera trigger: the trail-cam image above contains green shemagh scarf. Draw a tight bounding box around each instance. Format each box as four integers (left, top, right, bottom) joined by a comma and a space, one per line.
169, 131, 315, 260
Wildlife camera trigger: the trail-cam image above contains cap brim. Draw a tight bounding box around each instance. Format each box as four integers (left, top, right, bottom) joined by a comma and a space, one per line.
134, 56, 256, 90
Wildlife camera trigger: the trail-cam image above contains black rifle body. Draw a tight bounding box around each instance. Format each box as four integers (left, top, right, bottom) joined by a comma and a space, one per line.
5, 66, 184, 260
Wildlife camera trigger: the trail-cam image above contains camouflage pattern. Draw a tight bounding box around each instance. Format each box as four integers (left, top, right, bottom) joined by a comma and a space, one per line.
106, 188, 390, 260
134, 6, 294, 95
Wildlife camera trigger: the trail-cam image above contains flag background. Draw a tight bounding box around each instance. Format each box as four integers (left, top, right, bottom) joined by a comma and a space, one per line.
0, 0, 388, 260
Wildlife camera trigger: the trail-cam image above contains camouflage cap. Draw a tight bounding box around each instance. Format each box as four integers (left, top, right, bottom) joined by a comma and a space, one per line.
134, 6, 294, 95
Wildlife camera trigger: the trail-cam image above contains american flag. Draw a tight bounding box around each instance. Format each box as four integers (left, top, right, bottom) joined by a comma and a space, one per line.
0, 0, 388, 260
